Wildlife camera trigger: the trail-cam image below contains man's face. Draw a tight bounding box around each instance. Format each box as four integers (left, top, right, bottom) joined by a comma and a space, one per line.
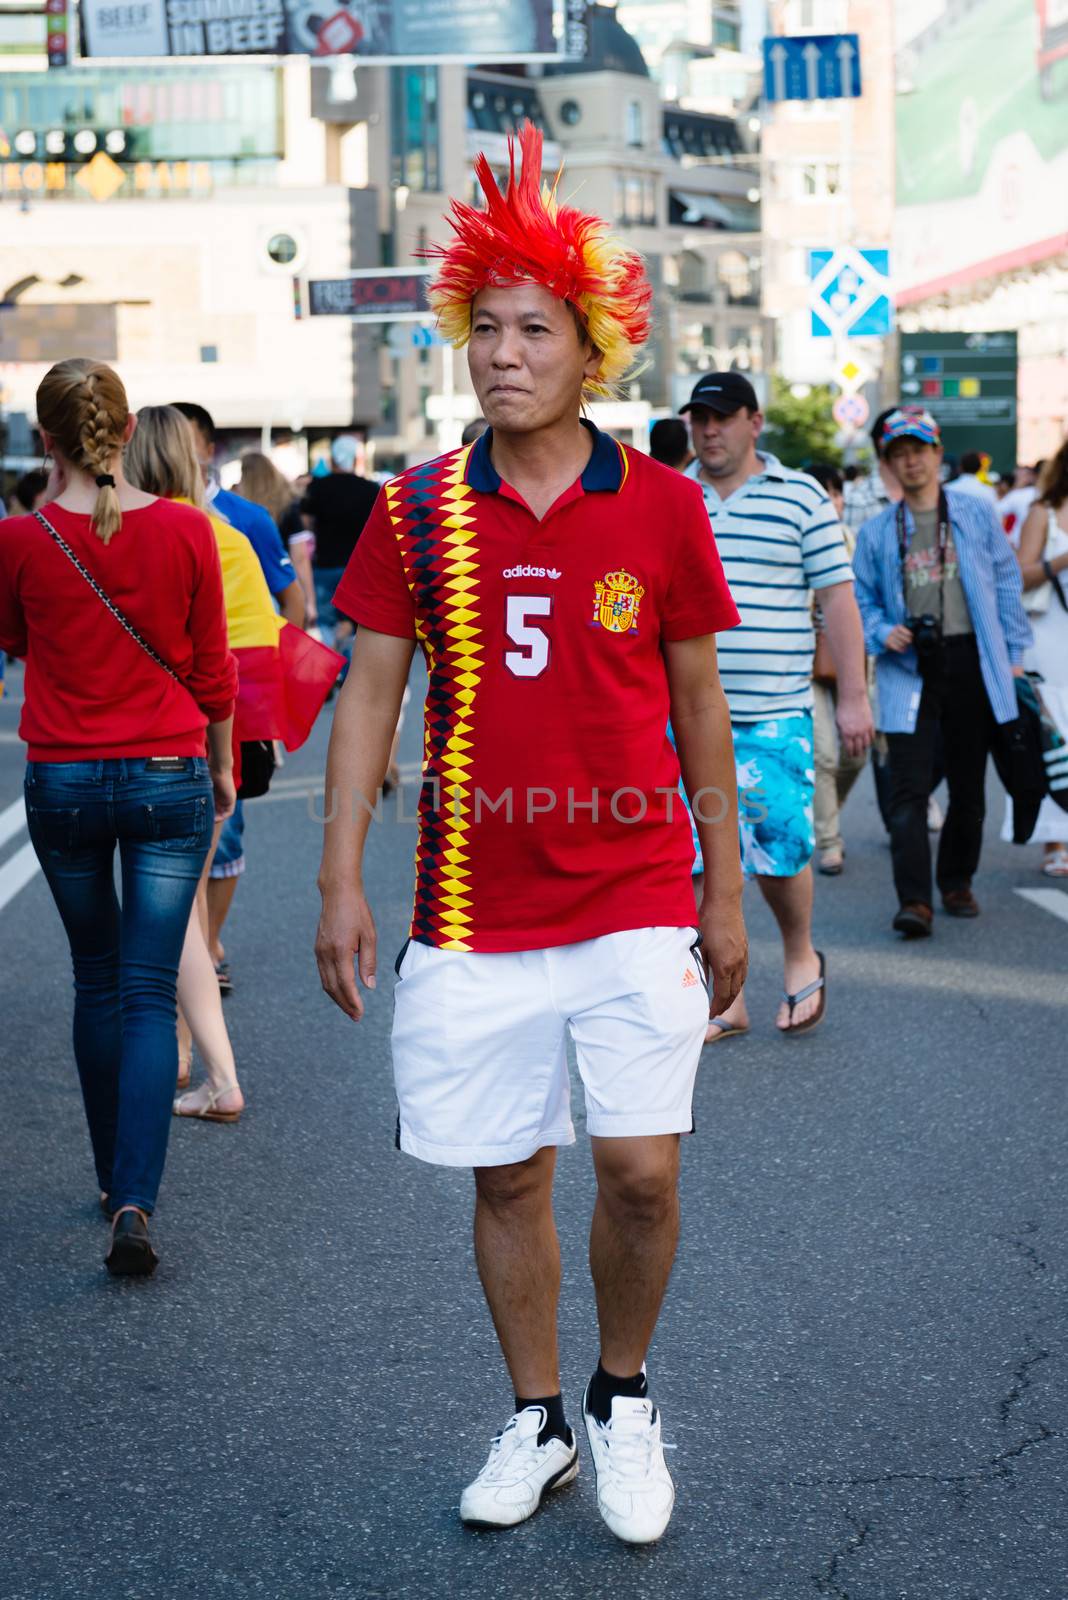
688, 404, 762, 479
467, 283, 601, 434
885, 438, 943, 494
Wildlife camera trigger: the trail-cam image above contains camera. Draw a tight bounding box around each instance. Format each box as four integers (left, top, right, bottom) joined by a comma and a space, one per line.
907, 613, 943, 672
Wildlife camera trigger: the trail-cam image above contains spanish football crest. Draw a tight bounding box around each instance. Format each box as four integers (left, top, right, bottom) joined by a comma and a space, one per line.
592, 569, 645, 634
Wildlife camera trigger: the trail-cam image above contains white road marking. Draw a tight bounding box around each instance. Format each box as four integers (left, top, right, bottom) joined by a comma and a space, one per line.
0, 840, 40, 912
0, 795, 27, 849
1015, 887, 1068, 926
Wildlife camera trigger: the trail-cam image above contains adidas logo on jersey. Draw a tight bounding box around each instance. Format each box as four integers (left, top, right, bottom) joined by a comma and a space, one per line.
682, 968, 699, 988
503, 565, 562, 579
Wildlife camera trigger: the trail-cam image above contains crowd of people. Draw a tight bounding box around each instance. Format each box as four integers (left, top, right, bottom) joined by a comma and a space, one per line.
2, 120, 1067, 1551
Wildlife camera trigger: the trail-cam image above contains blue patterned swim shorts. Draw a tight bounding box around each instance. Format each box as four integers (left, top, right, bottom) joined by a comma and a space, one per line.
732, 713, 815, 878
668, 713, 815, 878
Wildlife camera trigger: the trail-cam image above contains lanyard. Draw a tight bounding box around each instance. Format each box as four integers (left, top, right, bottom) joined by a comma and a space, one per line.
897, 491, 950, 623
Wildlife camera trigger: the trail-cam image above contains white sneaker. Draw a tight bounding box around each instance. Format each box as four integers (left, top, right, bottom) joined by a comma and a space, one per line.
459, 1407, 579, 1528
582, 1389, 675, 1545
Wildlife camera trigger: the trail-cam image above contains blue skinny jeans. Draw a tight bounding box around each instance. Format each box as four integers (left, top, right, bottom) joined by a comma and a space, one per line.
24, 757, 214, 1214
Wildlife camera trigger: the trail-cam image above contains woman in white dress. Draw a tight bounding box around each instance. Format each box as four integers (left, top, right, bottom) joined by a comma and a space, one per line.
1004, 443, 1068, 874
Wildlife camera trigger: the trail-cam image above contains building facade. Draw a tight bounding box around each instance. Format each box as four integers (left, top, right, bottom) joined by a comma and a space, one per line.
1, 4, 764, 467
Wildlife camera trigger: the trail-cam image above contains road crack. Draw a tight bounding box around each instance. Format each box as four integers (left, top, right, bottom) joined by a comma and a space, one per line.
812, 1509, 871, 1598
783, 1423, 1056, 1491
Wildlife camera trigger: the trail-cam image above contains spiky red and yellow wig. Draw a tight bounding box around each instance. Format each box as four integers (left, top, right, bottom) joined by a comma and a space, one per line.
424, 123, 652, 400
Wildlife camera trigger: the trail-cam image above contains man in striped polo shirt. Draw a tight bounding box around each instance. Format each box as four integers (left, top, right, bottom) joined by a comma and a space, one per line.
681, 373, 873, 1034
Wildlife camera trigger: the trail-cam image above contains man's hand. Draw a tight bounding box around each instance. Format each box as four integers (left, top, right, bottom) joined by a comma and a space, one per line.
1012, 664, 1025, 678
699, 897, 748, 1018
884, 624, 914, 653
835, 688, 875, 758
316, 885, 378, 1021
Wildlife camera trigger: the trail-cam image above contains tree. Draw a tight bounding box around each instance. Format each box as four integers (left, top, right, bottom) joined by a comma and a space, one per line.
762, 376, 842, 469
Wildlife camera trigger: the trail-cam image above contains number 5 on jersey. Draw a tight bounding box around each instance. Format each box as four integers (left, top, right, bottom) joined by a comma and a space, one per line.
504, 594, 553, 678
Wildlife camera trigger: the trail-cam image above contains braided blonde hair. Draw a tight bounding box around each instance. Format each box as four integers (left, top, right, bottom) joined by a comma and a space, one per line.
35, 359, 128, 544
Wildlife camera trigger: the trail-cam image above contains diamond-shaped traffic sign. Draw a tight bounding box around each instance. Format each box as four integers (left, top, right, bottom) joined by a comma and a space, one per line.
834, 352, 871, 392
809, 247, 892, 339
75, 151, 125, 203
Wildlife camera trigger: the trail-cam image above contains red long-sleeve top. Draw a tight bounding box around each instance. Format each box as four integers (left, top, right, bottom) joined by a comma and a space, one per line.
0, 498, 237, 761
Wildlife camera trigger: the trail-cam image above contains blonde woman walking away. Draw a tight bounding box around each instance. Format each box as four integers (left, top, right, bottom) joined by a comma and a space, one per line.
0, 361, 236, 1276
126, 406, 282, 1126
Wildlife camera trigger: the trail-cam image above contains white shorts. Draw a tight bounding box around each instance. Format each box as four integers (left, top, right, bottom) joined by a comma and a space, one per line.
391, 926, 709, 1168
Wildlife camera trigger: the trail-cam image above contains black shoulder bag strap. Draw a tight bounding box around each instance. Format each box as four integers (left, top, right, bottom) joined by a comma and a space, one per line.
33, 508, 184, 686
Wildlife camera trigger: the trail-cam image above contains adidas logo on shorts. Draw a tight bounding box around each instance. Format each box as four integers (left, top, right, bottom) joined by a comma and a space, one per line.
682, 968, 699, 988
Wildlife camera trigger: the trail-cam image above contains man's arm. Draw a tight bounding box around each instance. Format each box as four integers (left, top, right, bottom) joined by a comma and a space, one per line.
663, 634, 748, 1017
816, 581, 875, 756
316, 626, 417, 1020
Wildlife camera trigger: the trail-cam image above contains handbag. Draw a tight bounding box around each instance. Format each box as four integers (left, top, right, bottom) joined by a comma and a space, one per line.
33, 508, 273, 799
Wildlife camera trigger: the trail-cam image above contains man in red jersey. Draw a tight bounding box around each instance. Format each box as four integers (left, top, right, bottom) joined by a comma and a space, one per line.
316, 126, 746, 1545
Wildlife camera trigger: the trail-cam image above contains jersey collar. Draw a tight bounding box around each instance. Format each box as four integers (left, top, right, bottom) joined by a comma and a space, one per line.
465, 419, 626, 496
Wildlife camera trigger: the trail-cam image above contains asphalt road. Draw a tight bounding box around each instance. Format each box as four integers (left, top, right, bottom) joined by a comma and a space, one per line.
1, 656, 1065, 1600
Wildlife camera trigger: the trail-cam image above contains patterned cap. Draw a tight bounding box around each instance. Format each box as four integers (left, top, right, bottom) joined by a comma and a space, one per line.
882, 407, 941, 447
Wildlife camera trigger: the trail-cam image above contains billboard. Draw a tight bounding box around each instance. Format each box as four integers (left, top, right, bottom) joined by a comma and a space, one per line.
300, 270, 431, 321
895, 0, 1068, 297
79, 0, 559, 59
900, 330, 1018, 473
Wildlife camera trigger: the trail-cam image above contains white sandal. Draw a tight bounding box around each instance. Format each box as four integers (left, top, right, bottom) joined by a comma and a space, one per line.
172, 1083, 243, 1124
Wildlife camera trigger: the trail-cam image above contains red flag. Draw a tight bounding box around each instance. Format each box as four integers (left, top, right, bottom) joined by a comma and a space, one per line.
277, 624, 345, 750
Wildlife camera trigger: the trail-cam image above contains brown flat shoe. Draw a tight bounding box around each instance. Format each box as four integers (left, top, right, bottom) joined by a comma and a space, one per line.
942, 889, 980, 918
893, 902, 933, 938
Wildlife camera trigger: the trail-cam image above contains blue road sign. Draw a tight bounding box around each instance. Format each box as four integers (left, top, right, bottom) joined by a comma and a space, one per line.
808, 247, 892, 339
763, 34, 861, 101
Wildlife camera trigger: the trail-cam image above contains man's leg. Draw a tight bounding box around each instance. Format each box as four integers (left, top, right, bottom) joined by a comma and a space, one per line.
472, 1145, 561, 1397
756, 866, 822, 1030
812, 682, 842, 855
936, 642, 993, 897
886, 690, 939, 909
589, 1134, 680, 1377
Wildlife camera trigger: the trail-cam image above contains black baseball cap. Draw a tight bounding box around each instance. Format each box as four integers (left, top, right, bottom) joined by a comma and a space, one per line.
679, 371, 759, 416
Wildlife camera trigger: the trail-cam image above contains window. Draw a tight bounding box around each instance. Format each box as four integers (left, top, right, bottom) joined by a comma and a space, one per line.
625, 100, 643, 147
266, 233, 298, 265
559, 98, 582, 127
391, 66, 440, 193
199, 345, 218, 364
616, 170, 656, 226
797, 162, 842, 201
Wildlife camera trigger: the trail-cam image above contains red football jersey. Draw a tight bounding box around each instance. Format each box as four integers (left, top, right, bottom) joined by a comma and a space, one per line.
335, 424, 739, 952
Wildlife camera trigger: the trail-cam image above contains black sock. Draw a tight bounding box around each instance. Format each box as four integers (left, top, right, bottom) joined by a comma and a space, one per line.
585, 1361, 648, 1425
515, 1391, 570, 1447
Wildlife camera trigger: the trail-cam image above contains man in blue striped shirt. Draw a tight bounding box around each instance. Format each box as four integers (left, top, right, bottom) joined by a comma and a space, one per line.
853, 407, 1031, 937
682, 373, 873, 1035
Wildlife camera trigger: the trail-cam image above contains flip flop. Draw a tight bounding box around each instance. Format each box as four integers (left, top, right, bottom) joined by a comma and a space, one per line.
780, 951, 826, 1037
173, 1085, 243, 1124
704, 1017, 749, 1044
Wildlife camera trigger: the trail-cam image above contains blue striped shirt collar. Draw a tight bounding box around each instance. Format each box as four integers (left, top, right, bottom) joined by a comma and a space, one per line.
685, 451, 789, 504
